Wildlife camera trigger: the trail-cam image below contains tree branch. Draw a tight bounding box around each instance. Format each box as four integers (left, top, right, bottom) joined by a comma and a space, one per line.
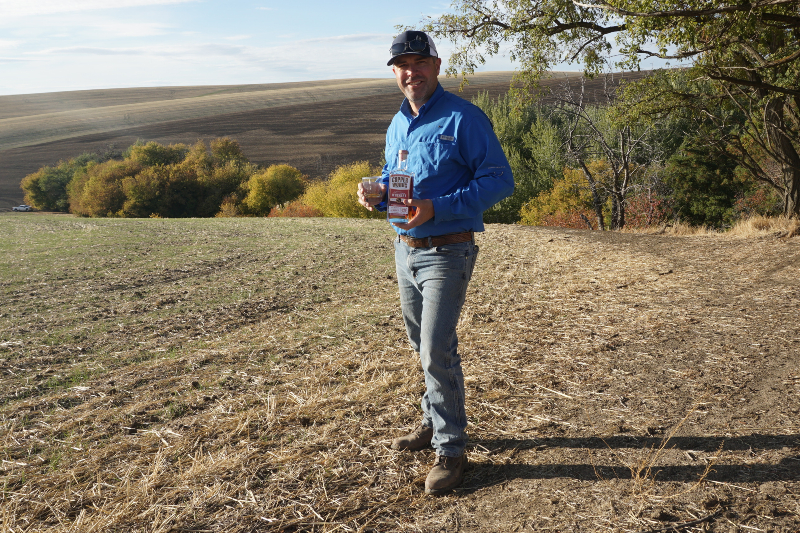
632, 47, 708, 60
439, 14, 626, 39
706, 71, 800, 97
570, 0, 799, 18
724, 45, 800, 70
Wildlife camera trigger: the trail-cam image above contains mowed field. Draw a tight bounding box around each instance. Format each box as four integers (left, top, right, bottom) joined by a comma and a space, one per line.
0, 70, 650, 210
1, 215, 799, 532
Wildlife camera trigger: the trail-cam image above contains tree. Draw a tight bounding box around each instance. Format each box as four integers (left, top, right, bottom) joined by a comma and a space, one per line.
126, 141, 188, 167
21, 154, 95, 211
243, 165, 307, 216
302, 161, 386, 219
472, 91, 566, 223
519, 161, 603, 227
68, 160, 141, 217
21, 152, 116, 212
664, 141, 751, 227
424, 0, 800, 217
558, 76, 671, 229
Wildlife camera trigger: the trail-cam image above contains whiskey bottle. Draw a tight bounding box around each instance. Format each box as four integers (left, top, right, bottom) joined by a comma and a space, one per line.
387, 150, 416, 223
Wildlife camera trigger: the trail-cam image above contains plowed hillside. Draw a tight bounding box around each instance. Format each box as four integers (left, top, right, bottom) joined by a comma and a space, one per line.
0, 71, 650, 209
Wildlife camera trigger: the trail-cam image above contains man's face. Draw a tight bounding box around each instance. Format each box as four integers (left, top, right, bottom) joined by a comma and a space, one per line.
391, 54, 441, 111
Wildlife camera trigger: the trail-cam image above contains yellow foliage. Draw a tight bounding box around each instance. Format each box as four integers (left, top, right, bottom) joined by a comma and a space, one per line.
243, 164, 306, 216
302, 161, 385, 219
520, 161, 609, 226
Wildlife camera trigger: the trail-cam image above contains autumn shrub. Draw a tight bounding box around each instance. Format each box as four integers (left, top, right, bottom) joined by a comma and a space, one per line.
215, 197, 242, 218
540, 210, 598, 229
68, 160, 143, 217
624, 189, 671, 229
21, 153, 105, 212
520, 162, 606, 228
243, 165, 307, 216
302, 161, 385, 219
733, 182, 783, 219
125, 141, 188, 167
268, 199, 323, 217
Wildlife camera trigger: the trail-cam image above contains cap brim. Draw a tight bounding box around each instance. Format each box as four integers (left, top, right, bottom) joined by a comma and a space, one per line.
388, 52, 434, 66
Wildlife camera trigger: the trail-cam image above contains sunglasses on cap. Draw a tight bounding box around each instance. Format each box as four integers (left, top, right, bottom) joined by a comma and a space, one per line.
390, 37, 430, 57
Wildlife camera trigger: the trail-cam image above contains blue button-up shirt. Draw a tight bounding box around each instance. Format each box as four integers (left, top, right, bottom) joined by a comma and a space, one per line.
378, 83, 514, 238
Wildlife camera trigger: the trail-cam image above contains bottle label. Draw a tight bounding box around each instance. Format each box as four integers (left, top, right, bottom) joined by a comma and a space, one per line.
388, 171, 413, 218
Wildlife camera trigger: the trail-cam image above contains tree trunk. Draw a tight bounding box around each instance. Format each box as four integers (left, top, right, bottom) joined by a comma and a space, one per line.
580, 161, 606, 230
784, 164, 800, 218
611, 191, 625, 230
764, 97, 800, 218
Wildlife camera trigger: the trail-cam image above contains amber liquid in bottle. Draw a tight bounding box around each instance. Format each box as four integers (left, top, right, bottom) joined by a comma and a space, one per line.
387, 150, 416, 224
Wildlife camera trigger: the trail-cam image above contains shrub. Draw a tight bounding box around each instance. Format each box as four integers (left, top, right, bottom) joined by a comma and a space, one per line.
520, 162, 605, 227
268, 199, 323, 217
624, 188, 671, 229
69, 160, 142, 217
21, 154, 102, 212
243, 165, 307, 216
210, 138, 247, 166
302, 161, 385, 219
126, 141, 187, 167
663, 143, 743, 227
215, 197, 242, 218
733, 181, 783, 219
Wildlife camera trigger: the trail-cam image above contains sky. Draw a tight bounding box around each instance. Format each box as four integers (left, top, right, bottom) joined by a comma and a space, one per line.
0, 0, 529, 96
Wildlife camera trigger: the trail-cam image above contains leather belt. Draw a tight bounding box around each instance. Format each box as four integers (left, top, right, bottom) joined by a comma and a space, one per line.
398, 231, 474, 248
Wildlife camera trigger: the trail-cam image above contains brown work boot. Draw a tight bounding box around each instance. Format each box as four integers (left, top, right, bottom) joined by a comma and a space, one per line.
425, 453, 467, 495
390, 424, 433, 451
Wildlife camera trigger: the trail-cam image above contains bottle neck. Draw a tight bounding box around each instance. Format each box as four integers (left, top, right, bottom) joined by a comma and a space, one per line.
397, 150, 408, 171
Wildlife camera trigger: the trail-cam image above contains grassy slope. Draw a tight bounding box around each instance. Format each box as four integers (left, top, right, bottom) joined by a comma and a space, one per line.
1, 215, 798, 532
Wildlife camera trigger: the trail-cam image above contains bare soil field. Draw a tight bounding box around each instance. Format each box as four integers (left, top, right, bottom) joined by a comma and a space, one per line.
0, 71, 647, 209
1, 215, 798, 532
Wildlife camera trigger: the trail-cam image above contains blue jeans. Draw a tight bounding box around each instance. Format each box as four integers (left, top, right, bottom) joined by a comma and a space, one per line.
394, 237, 479, 457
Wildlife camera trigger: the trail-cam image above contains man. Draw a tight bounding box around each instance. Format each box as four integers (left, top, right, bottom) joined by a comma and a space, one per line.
357, 30, 514, 495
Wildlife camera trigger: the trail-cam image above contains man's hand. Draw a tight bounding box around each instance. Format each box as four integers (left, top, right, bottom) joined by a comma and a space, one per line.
357, 182, 386, 211
392, 198, 434, 230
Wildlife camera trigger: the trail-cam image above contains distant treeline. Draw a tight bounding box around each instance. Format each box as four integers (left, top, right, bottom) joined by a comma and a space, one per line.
20, 91, 783, 228
20, 137, 387, 220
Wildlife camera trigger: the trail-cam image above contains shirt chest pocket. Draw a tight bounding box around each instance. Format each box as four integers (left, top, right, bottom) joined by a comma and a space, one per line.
417, 137, 458, 174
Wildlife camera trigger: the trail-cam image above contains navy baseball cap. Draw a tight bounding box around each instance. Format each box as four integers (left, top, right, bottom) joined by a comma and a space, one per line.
388, 30, 439, 66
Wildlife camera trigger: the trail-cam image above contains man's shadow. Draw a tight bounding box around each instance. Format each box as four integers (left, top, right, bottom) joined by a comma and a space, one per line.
462, 434, 800, 491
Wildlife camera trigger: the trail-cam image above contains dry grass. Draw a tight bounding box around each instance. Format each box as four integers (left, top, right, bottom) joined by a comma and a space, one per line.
1, 215, 798, 532
727, 215, 800, 238
624, 216, 800, 239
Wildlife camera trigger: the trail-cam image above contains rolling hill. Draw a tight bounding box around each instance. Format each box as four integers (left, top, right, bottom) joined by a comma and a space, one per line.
0, 71, 649, 210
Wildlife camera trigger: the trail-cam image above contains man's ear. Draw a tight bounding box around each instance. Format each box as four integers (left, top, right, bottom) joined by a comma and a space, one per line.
434, 58, 442, 75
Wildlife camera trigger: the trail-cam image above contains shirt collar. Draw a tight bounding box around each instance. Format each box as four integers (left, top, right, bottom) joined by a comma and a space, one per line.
400, 83, 444, 120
